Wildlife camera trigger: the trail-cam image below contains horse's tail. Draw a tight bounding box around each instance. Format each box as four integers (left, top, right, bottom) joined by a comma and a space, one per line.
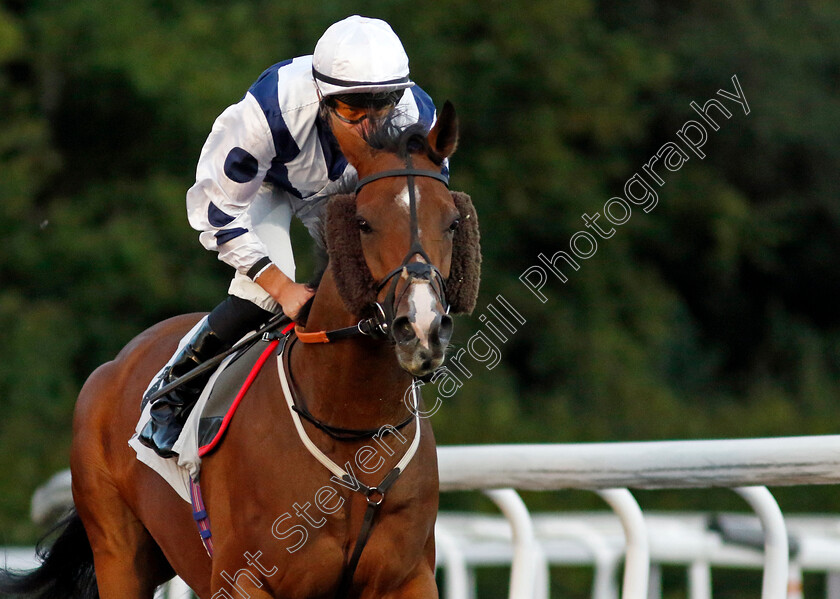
0, 508, 99, 599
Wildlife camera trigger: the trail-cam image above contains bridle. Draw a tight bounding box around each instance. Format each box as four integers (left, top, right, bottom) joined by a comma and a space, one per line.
295, 154, 451, 344
147, 156, 454, 400
358, 154, 451, 333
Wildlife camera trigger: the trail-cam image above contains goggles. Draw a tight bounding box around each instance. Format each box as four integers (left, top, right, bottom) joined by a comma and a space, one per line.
324, 90, 404, 125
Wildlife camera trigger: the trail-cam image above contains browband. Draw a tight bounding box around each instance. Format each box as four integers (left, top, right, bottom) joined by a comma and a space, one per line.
355, 169, 449, 194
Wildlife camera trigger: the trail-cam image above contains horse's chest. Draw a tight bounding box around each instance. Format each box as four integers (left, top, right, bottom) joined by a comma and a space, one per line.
247, 503, 428, 598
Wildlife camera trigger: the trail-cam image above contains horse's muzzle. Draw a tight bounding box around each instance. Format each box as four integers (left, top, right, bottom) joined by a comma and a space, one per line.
392, 281, 453, 376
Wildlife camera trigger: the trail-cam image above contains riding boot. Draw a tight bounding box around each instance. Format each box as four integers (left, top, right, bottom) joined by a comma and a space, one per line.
138, 319, 231, 458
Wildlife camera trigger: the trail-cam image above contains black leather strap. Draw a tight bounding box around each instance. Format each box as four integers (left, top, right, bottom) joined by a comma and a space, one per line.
312, 67, 410, 89
284, 334, 414, 442
291, 404, 414, 442
246, 256, 273, 281
355, 168, 449, 194
335, 468, 403, 598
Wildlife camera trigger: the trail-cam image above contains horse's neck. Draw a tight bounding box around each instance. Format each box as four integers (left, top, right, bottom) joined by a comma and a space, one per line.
289, 269, 413, 429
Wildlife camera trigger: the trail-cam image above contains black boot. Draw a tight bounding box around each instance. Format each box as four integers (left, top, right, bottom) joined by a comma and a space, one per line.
138, 319, 231, 458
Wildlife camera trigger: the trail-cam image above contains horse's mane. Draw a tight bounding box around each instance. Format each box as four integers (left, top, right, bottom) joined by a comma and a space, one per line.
294, 238, 328, 326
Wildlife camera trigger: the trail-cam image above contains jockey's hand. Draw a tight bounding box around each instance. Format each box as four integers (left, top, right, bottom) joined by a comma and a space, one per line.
255, 265, 315, 320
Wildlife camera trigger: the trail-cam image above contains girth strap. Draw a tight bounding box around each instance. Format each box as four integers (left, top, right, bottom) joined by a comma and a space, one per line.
189, 478, 214, 558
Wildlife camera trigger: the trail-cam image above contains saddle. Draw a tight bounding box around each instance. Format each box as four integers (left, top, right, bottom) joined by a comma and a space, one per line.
129, 323, 293, 501
195, 332, 285, 456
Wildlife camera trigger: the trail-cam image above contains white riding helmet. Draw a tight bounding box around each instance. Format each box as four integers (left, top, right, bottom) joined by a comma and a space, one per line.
312, 15, 415, 98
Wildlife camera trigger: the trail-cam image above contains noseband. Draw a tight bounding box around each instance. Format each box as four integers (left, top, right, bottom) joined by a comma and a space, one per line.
296, 157, 450, 344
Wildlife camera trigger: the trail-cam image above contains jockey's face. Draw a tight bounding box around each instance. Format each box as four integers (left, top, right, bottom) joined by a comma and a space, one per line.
321, 88, 404, 138
329, 98, 395, 134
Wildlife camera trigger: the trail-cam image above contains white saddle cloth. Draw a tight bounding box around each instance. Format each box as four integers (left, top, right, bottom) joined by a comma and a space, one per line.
128, 316, 241, 503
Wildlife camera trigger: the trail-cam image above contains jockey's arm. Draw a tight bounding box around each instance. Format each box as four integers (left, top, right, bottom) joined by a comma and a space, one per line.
186, 92, 313, 317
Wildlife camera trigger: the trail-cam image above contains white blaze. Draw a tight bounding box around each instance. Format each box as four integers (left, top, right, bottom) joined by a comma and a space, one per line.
409, 282, 438, 349
401, 182, 433, 346
396, 184, 421, 234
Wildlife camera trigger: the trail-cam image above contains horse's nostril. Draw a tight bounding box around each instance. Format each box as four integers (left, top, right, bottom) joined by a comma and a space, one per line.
437, 315, 454, 345
392, 316, 416, 344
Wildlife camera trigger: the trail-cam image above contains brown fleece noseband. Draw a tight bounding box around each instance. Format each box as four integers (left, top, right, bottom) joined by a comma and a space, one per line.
326, 187, 481, 324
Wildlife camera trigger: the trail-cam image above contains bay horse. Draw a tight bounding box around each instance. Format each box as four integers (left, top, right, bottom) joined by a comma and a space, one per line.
0, 102, 480, 599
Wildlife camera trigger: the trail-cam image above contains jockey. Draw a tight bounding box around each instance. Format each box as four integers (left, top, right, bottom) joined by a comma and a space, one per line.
139, 15, 441, 458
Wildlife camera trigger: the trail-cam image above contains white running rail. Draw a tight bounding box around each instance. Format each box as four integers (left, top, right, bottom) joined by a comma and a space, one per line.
436, 436, 840, 599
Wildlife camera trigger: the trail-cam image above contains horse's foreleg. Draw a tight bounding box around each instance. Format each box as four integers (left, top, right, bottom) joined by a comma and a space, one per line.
75, 493, 174, 599
90, 549, 169, 599
210, 569, 276, 599
72, 445, 174, 598
366, 567, 439, 599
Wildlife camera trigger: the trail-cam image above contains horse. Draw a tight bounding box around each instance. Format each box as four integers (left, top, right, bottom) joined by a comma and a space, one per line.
0, 101, 480, 599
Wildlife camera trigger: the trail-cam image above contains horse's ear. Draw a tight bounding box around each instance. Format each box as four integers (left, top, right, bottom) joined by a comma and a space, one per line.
328, 111, 376, 170
428, 101, 458, 159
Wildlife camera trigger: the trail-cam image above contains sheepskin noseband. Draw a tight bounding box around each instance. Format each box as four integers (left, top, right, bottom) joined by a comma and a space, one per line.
325, 191, 481, 317
448, 191, 481, 314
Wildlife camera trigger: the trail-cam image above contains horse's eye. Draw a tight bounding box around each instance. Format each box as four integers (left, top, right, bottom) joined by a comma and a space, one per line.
357, 217, 373, 234
448, 218, 461, 233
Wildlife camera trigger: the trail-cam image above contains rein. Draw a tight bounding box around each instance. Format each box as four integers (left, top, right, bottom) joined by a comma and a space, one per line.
285, 333, 415, 442
294, 303, 389, 344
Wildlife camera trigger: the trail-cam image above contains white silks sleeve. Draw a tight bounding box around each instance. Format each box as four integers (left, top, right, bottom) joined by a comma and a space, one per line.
186, 92, 279, 275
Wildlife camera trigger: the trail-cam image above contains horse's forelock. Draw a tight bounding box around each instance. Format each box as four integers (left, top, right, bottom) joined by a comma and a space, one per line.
363, 116, 444, 166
